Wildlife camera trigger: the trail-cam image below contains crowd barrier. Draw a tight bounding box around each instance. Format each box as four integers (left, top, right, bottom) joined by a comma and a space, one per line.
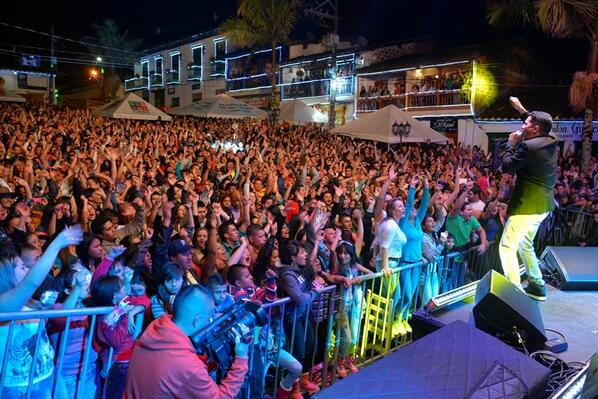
0, 307, 113, 399
2, 210, 588, 398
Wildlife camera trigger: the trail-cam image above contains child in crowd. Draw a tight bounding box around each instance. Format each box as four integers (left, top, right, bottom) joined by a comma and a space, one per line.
91, 275, 149, 399
205, 273, 234, 316
227, 263, 303, 399
150, 261, 185, 319
49, 269, 97, 399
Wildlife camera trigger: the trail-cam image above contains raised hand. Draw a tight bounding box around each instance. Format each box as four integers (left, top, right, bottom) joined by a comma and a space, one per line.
52, 225, 84, 249
107, 245, 126, 261
73, 269, 90, 288
388, 164, 397, 181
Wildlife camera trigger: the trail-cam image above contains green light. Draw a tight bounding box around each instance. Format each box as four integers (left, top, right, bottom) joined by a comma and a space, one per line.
101, 68, 105, 74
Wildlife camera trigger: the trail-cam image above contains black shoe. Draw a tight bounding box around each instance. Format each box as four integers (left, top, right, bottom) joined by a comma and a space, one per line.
524, 284, 546, 301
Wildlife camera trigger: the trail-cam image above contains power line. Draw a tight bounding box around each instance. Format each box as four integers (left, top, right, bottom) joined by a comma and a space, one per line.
0, 21, 140, 55
0, 48, 134, 68
0, 41, 136, 63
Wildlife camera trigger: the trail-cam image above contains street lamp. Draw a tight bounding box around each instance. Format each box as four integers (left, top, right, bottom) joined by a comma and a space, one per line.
392, 120, 411, 143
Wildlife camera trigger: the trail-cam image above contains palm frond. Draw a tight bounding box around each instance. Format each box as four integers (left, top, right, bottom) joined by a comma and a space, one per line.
486, 0, 537, 28
221, 0, 301, 49
220, 17, 261, 48
569, 72, 598, 112
535, 0, 598, 38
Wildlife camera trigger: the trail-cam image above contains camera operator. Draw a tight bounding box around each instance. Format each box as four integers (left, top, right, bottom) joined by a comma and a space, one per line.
125, 285, 249, 398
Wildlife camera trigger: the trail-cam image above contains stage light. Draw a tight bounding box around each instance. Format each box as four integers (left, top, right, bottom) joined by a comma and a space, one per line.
469, 63, 497, 107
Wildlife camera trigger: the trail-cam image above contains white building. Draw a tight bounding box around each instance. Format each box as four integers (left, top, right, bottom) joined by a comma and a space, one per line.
125, 29, 234, 109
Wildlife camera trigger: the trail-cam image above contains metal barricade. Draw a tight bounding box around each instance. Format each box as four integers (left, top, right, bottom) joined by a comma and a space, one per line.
1, 229, 566, 399
0, 306, 112, 399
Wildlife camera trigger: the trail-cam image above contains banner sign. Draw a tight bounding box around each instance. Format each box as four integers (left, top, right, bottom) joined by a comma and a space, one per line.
430, 117, 458, 132
479, 120, 598, 141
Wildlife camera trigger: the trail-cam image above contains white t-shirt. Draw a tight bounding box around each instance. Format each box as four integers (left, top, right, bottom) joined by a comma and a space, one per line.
471, 200, 486, 214
375, 218, 407, 261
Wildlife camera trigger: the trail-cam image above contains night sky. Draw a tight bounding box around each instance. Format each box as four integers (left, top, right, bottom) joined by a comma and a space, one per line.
0, 0, 589, 85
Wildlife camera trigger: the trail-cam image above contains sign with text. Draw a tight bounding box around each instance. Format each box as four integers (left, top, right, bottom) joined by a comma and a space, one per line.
480, 120, 598, 141
430, 117, 458, 132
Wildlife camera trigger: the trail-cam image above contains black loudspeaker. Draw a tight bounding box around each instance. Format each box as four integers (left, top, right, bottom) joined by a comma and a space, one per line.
411, 310, 446, 340
541, 246, 598, 290
473, 270, 547, 352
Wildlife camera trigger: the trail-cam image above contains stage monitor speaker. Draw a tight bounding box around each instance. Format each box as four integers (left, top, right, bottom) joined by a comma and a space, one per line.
541, 246, 598, 291
473, 270, 547, 352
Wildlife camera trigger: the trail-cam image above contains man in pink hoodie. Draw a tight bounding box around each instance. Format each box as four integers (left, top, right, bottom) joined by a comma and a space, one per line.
125, 285, 249, 398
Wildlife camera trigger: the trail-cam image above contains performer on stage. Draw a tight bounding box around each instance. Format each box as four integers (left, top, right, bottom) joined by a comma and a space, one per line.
499, 97, 557, 301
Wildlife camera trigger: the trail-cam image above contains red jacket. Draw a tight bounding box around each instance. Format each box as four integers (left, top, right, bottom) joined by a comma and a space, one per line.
125, 314, 248, 399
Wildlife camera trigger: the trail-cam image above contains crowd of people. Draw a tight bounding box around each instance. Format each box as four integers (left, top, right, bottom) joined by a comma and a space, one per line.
0, 100, 597, 399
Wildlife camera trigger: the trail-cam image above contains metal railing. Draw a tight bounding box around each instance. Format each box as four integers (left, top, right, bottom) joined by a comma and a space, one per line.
166, 70, 180, 85
356, 88, 471, 113
187, 65, 202, 81
1, 226, 565, 399
150, 74, 163, 87
124, 77, 148, 91
0, 307, 113, 399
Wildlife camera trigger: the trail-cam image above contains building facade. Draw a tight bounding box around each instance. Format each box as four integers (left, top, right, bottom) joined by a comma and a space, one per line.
125, 30, 233, 109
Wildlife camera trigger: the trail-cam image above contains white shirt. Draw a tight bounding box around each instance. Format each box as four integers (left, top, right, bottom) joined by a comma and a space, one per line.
375, 218, 407, 261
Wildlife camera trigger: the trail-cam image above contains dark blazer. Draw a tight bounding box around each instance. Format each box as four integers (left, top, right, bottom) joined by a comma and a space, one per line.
501, 134, 557, 215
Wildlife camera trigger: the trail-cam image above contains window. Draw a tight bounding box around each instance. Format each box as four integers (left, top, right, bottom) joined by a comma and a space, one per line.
171, 97, 180, 107
192, 92, 203, 102
191, 83, 201, 90
192, 45, 202, 66
167, 87, 175, 95
141, 61, 149, 77
155, 57, 163, 76
171, 53, 181, 74
214, 39, 227, 60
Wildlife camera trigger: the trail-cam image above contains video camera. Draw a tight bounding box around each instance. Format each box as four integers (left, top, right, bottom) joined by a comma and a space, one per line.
195, 300, 267, 370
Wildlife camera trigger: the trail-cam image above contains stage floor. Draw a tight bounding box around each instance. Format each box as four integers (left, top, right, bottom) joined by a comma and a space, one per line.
432, 283, 598, 364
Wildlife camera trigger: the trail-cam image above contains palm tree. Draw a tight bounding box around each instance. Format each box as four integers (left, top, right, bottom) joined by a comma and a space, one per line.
84, 19, 142, 99
221, 0, 302, 121
88, 19, 142, 70
487, 0, 598, 172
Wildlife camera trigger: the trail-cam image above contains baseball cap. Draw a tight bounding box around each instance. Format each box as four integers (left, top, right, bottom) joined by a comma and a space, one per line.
168, 239, 193, 257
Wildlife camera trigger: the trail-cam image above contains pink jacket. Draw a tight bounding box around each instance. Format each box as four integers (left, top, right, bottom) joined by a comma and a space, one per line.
125, 314, 248, 399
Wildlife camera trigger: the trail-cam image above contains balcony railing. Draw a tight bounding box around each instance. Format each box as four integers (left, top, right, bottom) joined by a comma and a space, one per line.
166, 70, 180, 85
187, 65, 202, 81
210, 60, 226, 77
356, 88, 471, 113
331, 76, 354, 97
280, 76, 354, 100
226, 73, 279, 92
150, 74, 163, 87
124, 77, 148, 91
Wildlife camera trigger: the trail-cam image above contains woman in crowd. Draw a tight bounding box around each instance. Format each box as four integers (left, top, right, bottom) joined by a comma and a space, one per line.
398, 176, 429, 333
0, 225, 83, 399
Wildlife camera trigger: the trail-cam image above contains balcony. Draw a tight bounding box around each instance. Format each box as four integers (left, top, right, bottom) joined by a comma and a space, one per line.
210, 60, 226, 77
227, 74, 278, 92
150, 74, 163, 87
188, 65, 202, 81
166, 70, 180, 85
124, 77, 148, 91
331, 76, 354, 97
356, 89, 472, 115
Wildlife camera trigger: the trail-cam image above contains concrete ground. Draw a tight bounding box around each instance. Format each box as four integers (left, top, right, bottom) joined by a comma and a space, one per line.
432, 284, 598, 364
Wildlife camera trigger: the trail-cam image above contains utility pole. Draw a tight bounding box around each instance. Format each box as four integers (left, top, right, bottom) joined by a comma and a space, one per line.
50, 25, 56, 105
305, 0, 340, 129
